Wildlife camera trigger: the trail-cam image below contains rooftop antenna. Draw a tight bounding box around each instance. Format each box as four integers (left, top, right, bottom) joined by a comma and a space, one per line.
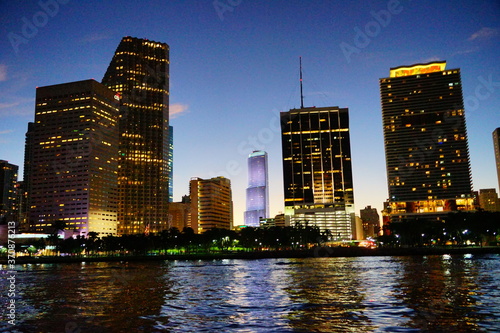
299, 56, 304, 109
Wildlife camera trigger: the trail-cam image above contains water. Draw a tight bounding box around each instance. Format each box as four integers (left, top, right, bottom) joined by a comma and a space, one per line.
1, 255, 500, 332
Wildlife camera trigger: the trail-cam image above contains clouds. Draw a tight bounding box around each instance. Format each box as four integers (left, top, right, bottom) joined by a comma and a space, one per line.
467, 27, 499, 42
0, 98, 34, 117
170, 103, 189, 119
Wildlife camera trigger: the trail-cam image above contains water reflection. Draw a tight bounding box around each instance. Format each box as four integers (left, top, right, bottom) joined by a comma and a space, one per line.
6, 262, 170, 332
284, 258, 374, 332
1, 255, 499, 332
395, 255, 490, 332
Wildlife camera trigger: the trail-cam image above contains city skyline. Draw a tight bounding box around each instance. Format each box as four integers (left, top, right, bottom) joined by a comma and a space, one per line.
0, 1, 499, 226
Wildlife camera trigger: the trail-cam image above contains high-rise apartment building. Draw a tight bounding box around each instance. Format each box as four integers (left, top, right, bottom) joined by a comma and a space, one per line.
281, 106, 355, 240
28, 79, 119, 236
0, 160, 19, 224
189, 177, 233, 234
494, 128, 500, 191
102, 36, 170, 235
380, 61, 474, 223
244, 150, 269, 227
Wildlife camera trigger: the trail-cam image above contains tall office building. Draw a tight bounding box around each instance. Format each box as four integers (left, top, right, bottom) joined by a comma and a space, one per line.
244, 150, 269, 227
494, 128, 500, 191
0, 160, 19, 223
102, 36, 170, 235
189, 177, 233, 234
28, 79, 119, 236
380, 61, 474, 223
20, 122, 35, 231
281, 106, 355, 240
168, 125, 174, 202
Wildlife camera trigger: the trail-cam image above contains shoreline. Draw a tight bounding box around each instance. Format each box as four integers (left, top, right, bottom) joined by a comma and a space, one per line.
2, 246, 500, 265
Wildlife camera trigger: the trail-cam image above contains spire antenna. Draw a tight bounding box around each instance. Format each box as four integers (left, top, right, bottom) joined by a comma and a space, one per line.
299, 56, 304, 109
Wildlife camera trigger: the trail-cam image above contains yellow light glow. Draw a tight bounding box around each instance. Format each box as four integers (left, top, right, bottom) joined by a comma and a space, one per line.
390, 62, 447, 78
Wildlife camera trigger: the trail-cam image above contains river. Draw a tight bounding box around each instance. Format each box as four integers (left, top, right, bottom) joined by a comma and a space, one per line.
1, 254, 499, 332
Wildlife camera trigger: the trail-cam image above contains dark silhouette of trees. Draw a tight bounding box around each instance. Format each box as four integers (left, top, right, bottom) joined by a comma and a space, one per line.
383, 211, 500, 247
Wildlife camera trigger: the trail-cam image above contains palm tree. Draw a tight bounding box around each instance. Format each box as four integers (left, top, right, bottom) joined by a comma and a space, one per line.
51, 220, 67, 236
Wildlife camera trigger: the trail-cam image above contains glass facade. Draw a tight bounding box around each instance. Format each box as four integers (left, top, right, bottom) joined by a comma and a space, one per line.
0, 160, 19, 224
29, 80, 119, 236
380, 61, 474, 222
244, 150, 269, 227
281, 106, 354, 239
102, 36, 170, 235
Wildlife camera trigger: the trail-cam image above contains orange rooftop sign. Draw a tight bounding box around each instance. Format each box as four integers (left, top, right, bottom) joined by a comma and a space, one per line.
390, 61, 447, 78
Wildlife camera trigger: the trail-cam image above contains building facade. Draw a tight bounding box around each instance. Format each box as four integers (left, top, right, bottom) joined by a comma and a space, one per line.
169, 195, 191, 231
28, 79, 119, 236
102, 36, 170, 235
281, 106, 355, 240
360, 205, 380, 238
189, 177, 233, 234
478, 189, 500, 212
380, 61, 474, 223
244, 150, 269, 227
494, 128, 500, 191
0, 160, 19, 224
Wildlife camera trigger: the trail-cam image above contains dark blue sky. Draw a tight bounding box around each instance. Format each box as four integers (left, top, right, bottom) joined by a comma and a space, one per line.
1, 0, 499, 225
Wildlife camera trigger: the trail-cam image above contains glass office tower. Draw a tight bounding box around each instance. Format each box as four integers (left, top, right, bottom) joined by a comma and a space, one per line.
102, 36, 170, 235
281, 106, 355, 240
244, 150, 269, 227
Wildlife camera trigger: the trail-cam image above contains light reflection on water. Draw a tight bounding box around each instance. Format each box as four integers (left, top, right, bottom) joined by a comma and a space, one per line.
1, 254, 499, 332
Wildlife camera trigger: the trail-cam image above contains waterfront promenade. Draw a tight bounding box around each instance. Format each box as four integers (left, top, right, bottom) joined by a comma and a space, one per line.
2, 246, 500, 265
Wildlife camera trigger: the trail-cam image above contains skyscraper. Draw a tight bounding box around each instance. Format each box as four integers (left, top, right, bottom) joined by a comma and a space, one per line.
281, 106, 355, 240
28, 79, 119, 236
189, 177, 233, 234
380, 61, 474, 223
494, 128, 500, 191
102, 36, 170, 235
244, 150, 269, 227
168, 125, 174, 203
0, 160, 18, 224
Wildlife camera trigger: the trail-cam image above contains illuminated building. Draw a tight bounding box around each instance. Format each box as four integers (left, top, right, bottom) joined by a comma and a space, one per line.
259, 213, 287, 228
478, 189, 500, 212
494, 128, 500, 191
380, 61, 474, 223
244, 150, 269, 227
28, 79, 119, 236
189, 177, 233, 234
169, 196, 191, 231
0, 160, 19, 223
20, 122, 35, 231
168, 125, 173, 202
281, 106, 355, 240
360, 205, 380, 238
102, 36, 170, 235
